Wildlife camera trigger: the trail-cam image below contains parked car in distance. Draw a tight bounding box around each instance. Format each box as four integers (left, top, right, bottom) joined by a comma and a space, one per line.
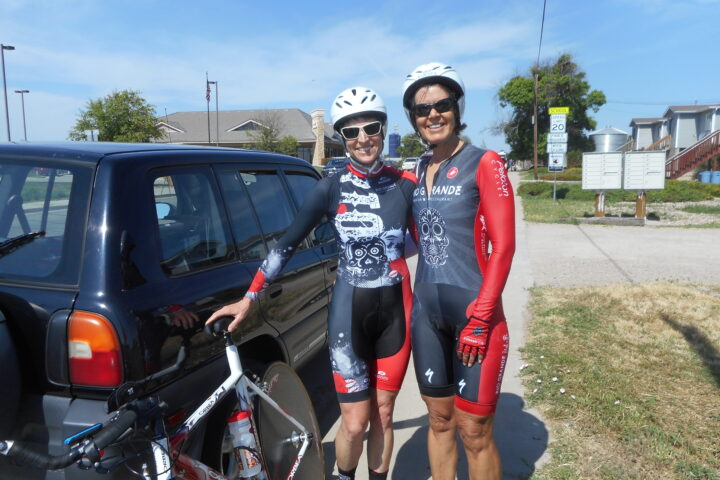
0, 142, 338, 479
322, 156, 349, 177
402, 157, 419, 171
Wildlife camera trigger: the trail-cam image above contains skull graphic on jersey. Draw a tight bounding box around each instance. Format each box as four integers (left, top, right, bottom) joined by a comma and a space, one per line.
345, 237, 388, 281
418, 207, 449, 266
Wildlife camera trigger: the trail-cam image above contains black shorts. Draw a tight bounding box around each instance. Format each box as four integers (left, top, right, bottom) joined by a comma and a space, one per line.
328, 276, 412, 403
411, 282, 509, 416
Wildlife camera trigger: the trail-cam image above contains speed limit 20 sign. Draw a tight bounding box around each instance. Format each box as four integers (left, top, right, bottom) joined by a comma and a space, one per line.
550, 114, 566, 133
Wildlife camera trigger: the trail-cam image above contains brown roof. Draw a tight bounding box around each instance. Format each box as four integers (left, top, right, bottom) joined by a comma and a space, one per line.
154, 108, 341, 145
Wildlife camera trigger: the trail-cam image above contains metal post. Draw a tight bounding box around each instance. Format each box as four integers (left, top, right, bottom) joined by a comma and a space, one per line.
552, 170, 557, 200
206, 72, 211, 145
214, 82, 219, 146
208, 80, 218, 146
15, 89, 29, 141
1, 44, 15, 142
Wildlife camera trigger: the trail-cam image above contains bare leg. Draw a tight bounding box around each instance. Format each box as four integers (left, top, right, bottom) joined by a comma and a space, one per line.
335, 399, 371, 472
422, 395, 457, 480
367, 388, 399, 473
456, 409, 501, 480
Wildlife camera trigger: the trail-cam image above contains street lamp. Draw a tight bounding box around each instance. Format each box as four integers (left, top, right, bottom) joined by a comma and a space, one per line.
14, 89, 29, 141
207, 80, 218, 146
1, 44, 16, 142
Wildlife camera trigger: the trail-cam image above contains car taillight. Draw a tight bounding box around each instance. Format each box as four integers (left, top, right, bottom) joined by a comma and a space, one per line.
68, 311, 123, 387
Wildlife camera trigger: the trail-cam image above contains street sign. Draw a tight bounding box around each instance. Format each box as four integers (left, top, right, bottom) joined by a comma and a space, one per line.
549, 106, 570, 115
547, 132, 568, 143
550, 114, 567, 133
546, 142, 567, 153
548, 153, 565, 171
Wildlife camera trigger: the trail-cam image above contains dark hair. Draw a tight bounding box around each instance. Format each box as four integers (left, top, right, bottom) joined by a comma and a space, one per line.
410, 83, 467, 136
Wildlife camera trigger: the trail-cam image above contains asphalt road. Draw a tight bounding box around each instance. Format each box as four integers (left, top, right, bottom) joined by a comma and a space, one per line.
303, 170, 720, 479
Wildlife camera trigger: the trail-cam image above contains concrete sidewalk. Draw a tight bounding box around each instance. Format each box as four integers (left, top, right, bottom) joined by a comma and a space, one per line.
321, 171, 548, 479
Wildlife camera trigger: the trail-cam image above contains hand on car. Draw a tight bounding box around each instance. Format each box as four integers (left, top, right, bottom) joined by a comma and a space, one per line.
206, 297, 252, 332
170, 307, 200, 330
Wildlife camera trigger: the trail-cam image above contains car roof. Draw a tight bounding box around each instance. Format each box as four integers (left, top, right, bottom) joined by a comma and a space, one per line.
0, 141, 309, 167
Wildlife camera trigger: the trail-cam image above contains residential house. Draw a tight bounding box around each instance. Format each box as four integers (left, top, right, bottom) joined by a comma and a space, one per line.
155, 108, 344, 164
630, 104, 720, 151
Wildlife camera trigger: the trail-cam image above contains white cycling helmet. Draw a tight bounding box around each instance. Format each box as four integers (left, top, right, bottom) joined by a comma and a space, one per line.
330, 86, 387, 137
402, 62, 465, 125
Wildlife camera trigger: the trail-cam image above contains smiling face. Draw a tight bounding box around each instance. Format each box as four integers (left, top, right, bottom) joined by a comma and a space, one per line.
343, 115, 384, 166
413, 84, 457, 148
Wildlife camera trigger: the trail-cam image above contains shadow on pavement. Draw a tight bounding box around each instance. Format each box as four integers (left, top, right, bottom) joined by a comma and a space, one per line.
495, 393, 548, 479
392, 393, 547, 480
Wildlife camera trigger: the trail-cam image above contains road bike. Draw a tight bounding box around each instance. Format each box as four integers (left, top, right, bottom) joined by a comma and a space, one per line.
1, 318, 325, 479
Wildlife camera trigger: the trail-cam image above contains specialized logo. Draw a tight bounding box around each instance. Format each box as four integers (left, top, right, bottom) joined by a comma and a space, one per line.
447, 167, 458, 178
425, 368, 434, 383
458, 378, 466, 394
418, 207, 449, 266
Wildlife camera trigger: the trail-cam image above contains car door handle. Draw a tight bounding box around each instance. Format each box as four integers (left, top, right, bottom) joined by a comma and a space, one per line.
327, 264, 338, 273
268, 285, 283, 298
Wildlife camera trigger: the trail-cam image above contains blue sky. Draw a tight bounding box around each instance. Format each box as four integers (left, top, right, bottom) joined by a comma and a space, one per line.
1, 0, 718, 153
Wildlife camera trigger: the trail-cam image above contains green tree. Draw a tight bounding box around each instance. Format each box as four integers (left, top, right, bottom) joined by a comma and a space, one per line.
277, 135, 299, 157
248, 111, 285, 153
497, 53, 606, 161
69, 90, 161, 142
396, 133, 426, 158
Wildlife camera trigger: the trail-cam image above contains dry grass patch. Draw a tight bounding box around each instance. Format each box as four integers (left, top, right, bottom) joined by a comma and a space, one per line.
521, 281, 720, 479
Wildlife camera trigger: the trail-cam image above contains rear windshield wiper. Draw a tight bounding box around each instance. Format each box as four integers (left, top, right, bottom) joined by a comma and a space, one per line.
0, 231, 46, 257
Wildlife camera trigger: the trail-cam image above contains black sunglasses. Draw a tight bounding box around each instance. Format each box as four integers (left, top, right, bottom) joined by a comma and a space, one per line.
340, 121, 383, 140
412, 97, 456, 118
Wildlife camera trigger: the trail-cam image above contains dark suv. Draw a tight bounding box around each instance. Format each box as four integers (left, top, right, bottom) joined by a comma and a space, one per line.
321, 157, 348, 177
0, 142, 337, 479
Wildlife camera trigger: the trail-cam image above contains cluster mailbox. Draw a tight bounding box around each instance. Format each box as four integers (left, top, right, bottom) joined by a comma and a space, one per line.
582, 151, 666, 218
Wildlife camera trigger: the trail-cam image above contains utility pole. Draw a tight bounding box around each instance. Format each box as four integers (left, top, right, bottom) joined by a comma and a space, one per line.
533, 72, 539, 180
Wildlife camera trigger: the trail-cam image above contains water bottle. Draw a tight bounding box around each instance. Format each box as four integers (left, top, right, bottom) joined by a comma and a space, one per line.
227, 410, 262, 478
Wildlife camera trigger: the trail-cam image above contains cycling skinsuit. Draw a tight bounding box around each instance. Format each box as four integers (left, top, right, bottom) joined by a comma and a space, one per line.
411, 144, 515, 416
246, 162, 417, 403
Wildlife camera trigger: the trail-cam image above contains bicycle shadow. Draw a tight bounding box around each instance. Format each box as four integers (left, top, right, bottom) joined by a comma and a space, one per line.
391, 393, 548, 479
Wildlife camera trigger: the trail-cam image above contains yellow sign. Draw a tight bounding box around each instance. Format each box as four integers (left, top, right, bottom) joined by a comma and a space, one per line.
549, 106, 570, 114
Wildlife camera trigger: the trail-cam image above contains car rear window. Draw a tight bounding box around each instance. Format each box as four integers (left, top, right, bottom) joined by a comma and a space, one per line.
0, 162, 92, 286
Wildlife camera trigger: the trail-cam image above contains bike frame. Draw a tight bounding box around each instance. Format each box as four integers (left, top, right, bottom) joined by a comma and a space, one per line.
147, 338, 313, 480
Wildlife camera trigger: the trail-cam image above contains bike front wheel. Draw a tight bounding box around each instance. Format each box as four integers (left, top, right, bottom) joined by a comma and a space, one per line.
256, 362, 325, 479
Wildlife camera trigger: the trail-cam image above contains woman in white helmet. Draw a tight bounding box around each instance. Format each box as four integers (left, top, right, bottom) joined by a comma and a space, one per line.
402, 63, 516, 479
209, 87, 417, 480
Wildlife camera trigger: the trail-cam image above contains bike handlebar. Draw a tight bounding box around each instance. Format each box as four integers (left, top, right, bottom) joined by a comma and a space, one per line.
1, 406, 139, 470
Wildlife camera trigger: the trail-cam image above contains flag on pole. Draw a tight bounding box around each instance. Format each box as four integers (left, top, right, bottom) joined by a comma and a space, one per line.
206, 81, 211, 102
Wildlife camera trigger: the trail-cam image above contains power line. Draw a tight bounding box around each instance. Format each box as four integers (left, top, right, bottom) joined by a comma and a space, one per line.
536, 0, 547, 66
607, 99, 720, 106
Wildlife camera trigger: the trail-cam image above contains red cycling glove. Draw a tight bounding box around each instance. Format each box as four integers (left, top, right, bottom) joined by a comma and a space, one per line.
456, 301, 490, 364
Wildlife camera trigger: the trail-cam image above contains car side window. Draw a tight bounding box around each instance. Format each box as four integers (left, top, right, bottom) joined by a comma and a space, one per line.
239, 171, 299, 250
284, 172, 335, 246
152, 169, 233, 276
216, 170, 267, 262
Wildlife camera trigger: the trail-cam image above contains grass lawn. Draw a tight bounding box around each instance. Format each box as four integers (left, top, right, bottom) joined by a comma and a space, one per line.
516, 179, 720, 226
521, 282, 720, 479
